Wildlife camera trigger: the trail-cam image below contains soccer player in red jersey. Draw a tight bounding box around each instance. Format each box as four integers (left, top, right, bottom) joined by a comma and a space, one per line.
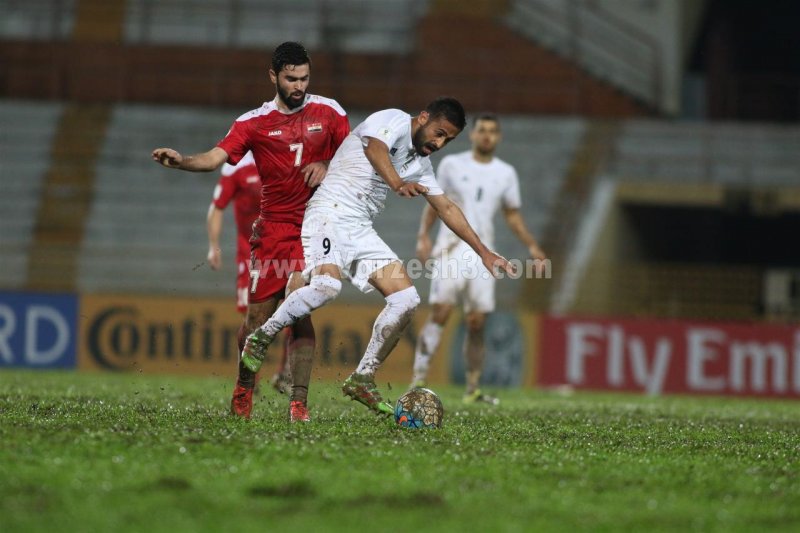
206, 151, 260, 315
153, 42, 350, 422
206, 152, 291, 394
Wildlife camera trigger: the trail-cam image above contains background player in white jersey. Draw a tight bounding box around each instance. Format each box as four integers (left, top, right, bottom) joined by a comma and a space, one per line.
412, 114, 546, 405
239, 97, 515, 417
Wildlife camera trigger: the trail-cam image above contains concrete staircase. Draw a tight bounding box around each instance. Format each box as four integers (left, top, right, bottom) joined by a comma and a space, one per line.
26, 104, 111, 291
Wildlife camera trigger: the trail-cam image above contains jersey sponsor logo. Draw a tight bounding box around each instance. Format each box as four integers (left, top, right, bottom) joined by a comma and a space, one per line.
246, 177, 259, 184
268, 130, 282, 136
307, 123, 323, 132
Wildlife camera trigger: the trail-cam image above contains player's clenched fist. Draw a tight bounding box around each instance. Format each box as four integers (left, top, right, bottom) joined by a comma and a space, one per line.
152, 148, 183, 168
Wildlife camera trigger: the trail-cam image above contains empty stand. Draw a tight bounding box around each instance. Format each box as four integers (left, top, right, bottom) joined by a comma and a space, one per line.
505, 0, 661, 109
0, 100, 64, 289
122, 0, 429, 53
0, 0, 76, 40
610, 120, 800, 187
27, 104, 112, 292
79, 104, 239, 295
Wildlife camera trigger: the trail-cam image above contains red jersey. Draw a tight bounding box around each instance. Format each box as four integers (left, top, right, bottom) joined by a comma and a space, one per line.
216, 94, 350, 226
212, 151, 261, 260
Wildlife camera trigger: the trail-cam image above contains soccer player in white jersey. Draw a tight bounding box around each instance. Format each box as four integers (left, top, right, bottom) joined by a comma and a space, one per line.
412, 114, 546, 405
239, 97, 515, 417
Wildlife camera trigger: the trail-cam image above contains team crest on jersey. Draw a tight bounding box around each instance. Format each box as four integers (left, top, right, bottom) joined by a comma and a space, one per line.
307, 123, 323, 132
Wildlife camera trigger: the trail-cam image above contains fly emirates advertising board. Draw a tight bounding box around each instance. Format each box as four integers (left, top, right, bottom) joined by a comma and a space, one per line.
539, 316, 800, 398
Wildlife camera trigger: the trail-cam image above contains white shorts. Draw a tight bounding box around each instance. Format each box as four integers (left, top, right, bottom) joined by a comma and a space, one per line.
429, 242, 495, 313
301, 206, 399, 294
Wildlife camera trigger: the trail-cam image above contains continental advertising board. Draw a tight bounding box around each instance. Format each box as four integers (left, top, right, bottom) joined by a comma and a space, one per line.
539, 316, 800, 398
77, 294, 453, 385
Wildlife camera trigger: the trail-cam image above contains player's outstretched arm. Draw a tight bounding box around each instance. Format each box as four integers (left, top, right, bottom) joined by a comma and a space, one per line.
152, 146, 229, 172
503, 207, 546, 260
425, 194, 515, 277
363, 138, 428, 197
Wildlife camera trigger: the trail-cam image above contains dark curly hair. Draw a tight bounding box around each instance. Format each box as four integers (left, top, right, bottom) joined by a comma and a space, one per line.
425, 97, 466, 131
271, 42, 311, 73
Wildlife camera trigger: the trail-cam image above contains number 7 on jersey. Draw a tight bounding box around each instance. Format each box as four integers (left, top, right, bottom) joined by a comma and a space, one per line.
289, 143, 303, 167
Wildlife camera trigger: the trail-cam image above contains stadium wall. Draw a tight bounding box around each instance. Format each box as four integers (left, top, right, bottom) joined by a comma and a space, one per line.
0, 27, 651, 116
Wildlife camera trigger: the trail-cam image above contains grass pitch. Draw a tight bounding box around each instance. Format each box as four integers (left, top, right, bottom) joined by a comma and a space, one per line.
1, 370, 799, 532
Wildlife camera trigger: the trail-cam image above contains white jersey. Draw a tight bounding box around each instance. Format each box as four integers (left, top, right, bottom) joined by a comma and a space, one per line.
309, 108, 443, 220
432, 151, 521, 254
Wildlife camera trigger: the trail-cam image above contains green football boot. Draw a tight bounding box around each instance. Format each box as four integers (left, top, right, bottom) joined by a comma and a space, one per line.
240, 328, 273, 373
342, 373, 394, 416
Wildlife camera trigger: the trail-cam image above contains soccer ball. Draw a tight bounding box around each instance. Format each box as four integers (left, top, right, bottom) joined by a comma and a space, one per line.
394, 387, 444, 429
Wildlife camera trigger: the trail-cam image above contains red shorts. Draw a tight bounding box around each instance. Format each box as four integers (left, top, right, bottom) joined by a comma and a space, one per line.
248, 219, 305, 303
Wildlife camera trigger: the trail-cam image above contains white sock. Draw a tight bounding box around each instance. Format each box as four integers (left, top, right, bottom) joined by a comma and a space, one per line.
261, 275, 341, 338
356, 286, 420, 377
412, 321, 443, 383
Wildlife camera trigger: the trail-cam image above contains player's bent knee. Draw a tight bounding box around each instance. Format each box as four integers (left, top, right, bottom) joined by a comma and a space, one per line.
390, 286, 421, 314
310, 274, 342, 304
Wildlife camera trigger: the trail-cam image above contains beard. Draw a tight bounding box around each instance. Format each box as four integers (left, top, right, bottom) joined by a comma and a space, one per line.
277, 84, 305, 110
412, 126, 438, 157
